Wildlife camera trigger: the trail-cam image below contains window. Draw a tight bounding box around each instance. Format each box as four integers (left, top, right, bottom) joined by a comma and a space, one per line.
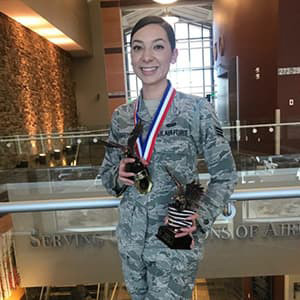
124, 21, 214, 102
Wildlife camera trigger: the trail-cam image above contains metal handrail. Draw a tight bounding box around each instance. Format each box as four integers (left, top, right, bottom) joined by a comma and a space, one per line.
222, 121, 300, 130
1, 121, 300, 143
0, 198, 120, 214
0, 133, 108, 143
1, 188, 300, 214
0, 128, 109, 141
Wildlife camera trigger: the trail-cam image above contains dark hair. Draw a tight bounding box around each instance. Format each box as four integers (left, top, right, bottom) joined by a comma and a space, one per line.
130, 16, 176, 50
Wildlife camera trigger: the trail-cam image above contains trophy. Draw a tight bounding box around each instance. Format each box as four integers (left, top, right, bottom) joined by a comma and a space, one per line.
156, 167, 204, 249
100, 121, 152, 194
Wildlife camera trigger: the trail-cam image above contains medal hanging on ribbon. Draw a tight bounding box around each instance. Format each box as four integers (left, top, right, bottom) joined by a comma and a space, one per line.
134, 81, 176, 163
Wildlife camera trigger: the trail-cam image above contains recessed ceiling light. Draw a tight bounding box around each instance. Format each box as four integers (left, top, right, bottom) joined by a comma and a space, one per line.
35, 28, 63, 37
13, 16, 47, 27
48, 37, 74, 45
153, 0, 178, 4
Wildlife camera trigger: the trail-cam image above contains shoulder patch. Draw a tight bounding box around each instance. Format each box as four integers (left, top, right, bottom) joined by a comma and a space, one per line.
215, 126, 224, 137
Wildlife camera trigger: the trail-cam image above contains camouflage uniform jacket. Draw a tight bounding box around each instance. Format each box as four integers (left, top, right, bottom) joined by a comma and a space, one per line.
100, 90, 237, 254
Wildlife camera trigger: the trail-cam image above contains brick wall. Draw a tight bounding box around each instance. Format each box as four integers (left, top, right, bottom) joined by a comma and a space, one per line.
0, 12, 78, 168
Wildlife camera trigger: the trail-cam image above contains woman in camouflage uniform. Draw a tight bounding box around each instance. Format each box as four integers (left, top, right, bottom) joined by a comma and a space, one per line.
100, 16, 237, 300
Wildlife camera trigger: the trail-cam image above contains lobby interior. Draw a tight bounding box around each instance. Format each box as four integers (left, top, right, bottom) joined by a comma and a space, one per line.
0, 0, 300, 299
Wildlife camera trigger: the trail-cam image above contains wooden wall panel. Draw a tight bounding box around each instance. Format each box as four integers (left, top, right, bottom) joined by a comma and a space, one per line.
101, 7, 123, 48
214, 0, 300, 155
242, 277, 253, 300
278, 0, 300, 67
214, 0, 278, 124
100, 0, 125, 119
277, 75, 300, 122
213, 0, 278, 154
104, 51, 123, 71
277, 0, 300, 154
104, 53, 125, 92
272, 276, 284, 300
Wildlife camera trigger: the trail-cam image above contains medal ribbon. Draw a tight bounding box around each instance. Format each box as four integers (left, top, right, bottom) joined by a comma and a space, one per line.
134, 81, 176, 162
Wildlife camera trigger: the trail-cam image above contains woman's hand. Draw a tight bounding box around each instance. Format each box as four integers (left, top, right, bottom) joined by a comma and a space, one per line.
118, 158, 136, 186
174, 213, 199, 249
118, 157, 149, 186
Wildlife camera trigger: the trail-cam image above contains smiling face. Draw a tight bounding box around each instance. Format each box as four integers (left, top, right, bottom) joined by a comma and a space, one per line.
131, 24, 178, 92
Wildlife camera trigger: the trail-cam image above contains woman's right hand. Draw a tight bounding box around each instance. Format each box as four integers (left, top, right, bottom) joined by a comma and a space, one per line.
118, 157, 136, 186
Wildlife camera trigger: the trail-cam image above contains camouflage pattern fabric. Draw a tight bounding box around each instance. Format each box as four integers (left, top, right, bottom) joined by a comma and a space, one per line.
99, 90, 237, 299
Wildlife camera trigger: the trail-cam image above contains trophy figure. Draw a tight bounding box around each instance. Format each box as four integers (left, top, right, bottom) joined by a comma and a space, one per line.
100, 121, 152, 194
156, 167, 204, 249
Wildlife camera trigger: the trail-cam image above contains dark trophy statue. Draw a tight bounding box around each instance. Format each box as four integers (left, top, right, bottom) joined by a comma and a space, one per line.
156, 167, 204, 249
100, 121, 152, 194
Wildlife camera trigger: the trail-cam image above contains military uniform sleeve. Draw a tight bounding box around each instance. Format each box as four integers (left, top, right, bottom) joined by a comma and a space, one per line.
99, 109, 126, 197
196, 100, 238, 233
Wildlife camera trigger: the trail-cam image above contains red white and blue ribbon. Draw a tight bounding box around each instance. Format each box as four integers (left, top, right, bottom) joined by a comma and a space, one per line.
134, 81, 176, 162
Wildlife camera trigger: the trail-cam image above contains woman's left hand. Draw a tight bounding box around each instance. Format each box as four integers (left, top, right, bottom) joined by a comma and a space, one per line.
174, 213, 199, 248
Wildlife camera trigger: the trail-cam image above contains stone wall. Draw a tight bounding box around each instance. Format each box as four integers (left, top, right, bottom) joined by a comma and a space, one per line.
0, 13, 78, 168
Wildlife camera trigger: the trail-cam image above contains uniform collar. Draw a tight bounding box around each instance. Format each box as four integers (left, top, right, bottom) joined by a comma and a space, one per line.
136, 90, 180, 124
136, 94, 152, 122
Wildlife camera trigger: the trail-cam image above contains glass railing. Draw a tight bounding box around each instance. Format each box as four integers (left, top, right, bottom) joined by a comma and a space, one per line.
0, 129, 109, 169
1, 122, 300, 172
0, 122, 300, 299
1, 180, 300, 299
222, 121, 300, 156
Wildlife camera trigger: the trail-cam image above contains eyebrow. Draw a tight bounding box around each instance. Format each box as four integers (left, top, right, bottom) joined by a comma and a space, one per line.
132, 38, 166, 44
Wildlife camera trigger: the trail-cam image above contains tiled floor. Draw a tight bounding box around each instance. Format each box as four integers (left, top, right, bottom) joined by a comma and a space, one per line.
109, 278, 243, 300
24, 279, 243, 299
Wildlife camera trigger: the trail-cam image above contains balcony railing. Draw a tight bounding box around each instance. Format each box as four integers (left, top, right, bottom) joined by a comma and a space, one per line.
0, 187, 300, 214
0, 121, 300, 170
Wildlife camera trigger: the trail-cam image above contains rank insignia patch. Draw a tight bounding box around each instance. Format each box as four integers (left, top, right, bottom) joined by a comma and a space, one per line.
215, 126, 224, 137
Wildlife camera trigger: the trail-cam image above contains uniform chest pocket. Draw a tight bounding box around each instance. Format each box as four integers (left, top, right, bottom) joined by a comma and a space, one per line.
154, 123, 198, 170
154, 138, 196, 183
155, 137, 191, 163
156, 124, 192, 156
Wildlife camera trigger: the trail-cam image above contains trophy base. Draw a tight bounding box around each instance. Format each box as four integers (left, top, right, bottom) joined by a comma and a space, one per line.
156, 225, 192, 250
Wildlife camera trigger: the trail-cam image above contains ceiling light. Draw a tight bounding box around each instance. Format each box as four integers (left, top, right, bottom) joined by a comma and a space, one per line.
153, 0, 178, 4
13, 16, 47, 27
48, 37, 74, 45
163, 16, 179, 25
34, 28, 63, 37
11, 15, 80, 51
